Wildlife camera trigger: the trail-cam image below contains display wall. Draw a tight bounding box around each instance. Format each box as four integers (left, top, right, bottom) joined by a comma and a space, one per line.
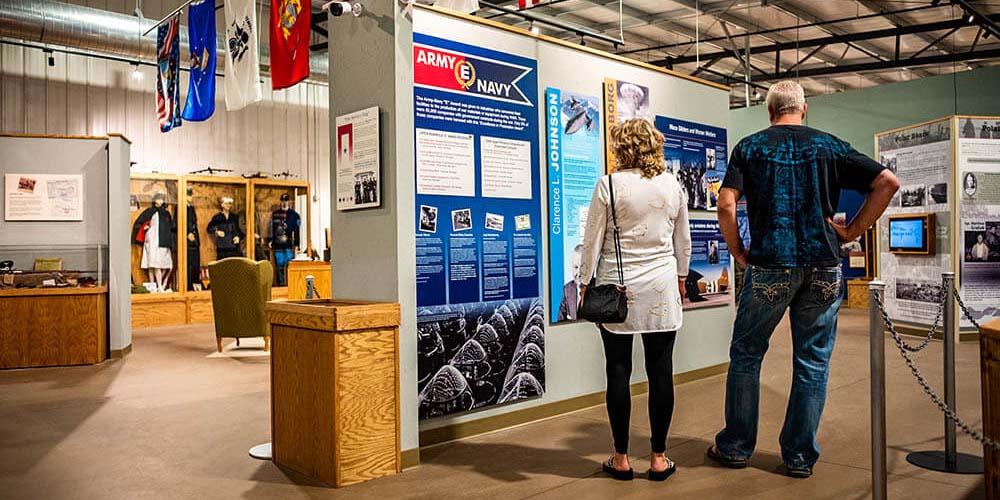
410, 7, 734, 432
0, 134, 132, 352
329, 2, 732, 455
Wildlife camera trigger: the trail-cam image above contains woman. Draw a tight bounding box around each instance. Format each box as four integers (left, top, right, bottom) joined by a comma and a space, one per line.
578, 118, 692, 481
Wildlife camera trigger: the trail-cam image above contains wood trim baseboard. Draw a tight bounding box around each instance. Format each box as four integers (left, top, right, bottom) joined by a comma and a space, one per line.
110, 344, 133, 359
401, 447, 420, 470
416, 362, 729, 452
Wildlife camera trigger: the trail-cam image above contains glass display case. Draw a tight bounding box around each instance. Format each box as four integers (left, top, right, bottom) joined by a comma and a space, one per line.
185, 176, 249, 291
0, 243, 109, 289
250, 180, 310, 287
129, 175, 180, 294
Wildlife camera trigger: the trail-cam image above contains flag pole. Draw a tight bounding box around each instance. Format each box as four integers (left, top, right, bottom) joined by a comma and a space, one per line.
141, 0, 195, 36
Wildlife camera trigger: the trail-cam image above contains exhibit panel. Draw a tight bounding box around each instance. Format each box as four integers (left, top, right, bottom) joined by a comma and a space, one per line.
876, 118, 955, 328
129, 174, 181, 294
250, 180, 311, 288
410, 6, 734, 431
956, 116, 1000, 329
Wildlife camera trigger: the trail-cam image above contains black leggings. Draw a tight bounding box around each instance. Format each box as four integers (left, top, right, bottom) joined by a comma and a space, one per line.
600, 328, 677, 454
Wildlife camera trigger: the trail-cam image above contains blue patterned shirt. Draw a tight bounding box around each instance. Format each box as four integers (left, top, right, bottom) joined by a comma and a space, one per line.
723, 125, 885, 268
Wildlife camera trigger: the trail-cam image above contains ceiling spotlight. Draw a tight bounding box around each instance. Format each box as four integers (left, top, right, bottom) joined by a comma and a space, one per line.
529, 21, 540, 35
966, 12, 976, 24
753, 89, 761, 99
930, 0, 941, 6
44, 48, 54, 67
131, 63, 143, 81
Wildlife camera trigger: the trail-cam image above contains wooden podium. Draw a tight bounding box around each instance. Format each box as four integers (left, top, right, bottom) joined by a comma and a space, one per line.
266, 299, 400, 487
981, 318, 1000, 499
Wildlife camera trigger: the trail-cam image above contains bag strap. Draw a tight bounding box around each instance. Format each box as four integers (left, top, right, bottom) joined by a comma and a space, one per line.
608, 174, 624, 286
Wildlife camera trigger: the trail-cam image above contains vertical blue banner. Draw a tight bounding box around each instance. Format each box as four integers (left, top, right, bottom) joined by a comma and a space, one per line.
655, 116, 728, 211
545, 87, 603, 323
413, 33, 545, 420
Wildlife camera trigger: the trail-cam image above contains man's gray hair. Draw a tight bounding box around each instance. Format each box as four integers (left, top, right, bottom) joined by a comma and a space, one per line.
765, 80, 806, 115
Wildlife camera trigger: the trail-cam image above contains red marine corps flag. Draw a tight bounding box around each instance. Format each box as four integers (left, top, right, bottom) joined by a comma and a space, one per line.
269, 0, 310, 90
518, 0, 540, 9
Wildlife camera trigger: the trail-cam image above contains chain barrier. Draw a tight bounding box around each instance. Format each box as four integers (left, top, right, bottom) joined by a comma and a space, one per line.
873, 291, 1000, 451
896, 288, 945, 353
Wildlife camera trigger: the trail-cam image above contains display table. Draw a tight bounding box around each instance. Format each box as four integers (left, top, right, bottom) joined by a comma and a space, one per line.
0, 286, 107, 369
286, 261, 332, 300
981, 318, 1000, 499
846, 278, 872, 309
266, 299, 400, 487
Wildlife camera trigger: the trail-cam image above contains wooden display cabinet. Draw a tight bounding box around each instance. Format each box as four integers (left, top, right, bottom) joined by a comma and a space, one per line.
129, 174, 185, 328
982, 318, 1000, 499
130, 174, 316, 328
249, 179, 313, 294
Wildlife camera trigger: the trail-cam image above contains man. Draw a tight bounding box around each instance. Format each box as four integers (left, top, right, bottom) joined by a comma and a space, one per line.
557, 244, 584, 321
708, 80, 899, 478
269, 193, 301, 287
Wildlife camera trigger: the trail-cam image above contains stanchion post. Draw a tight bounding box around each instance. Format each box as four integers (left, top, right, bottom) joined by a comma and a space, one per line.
943, 272, 957, 469
869, 280, 887, 500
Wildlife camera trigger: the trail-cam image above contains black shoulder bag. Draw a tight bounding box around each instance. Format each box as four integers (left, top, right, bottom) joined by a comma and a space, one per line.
577, 174, 628, 324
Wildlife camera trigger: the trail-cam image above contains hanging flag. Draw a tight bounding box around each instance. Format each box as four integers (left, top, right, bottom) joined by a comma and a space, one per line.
517, 0, 540, 9
156, 15, 182, 132
182, 0, 216, 121
269, 0, 310, 90
225, 0, 262, 111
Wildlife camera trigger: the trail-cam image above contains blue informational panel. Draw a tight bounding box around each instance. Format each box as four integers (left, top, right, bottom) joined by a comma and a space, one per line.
655, 116, 728, 211
545, 87, 603, 323
685, 219, 733, 310
412, 33, 544, 420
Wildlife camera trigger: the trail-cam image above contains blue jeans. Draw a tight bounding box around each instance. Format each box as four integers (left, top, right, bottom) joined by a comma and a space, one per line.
715, 265, 842, 469
274, 248, 294, 286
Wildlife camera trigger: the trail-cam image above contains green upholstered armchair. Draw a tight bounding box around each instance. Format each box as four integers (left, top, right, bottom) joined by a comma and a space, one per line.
207, 257, 273, 352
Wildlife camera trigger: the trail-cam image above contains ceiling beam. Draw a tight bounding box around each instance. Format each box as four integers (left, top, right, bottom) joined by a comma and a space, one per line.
658, 15, 998, 66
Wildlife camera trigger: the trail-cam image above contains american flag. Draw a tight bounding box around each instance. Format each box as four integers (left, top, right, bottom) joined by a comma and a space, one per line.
518, 0, 541, 9
156, 15, 182, 132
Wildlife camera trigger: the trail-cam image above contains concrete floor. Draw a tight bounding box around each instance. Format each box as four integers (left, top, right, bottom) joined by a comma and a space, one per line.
0, 309, 988, 499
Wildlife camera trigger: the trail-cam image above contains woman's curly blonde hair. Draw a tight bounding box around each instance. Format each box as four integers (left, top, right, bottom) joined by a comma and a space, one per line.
610, 118, 665, 178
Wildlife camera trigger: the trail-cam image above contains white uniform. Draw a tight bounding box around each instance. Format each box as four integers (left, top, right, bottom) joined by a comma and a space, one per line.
577, 169, 692, 334
141, 212, 174, 269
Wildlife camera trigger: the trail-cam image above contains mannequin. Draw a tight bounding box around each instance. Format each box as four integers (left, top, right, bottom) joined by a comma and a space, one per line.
186, 187, 201, 290
132, 192, 176, 292
269, 193, 301, 286
207, 196, 245, 259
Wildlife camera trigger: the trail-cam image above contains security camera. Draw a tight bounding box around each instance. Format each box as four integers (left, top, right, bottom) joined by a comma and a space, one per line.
322, 0, 364, 16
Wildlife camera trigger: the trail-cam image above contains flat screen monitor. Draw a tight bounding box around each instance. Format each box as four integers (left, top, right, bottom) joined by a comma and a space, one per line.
888, 214, 935, 255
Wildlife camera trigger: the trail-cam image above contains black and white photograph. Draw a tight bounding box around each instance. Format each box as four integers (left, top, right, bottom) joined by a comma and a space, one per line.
899, 184, 926, 208
417, 299, 545, 420
485, 213, 504, 232
515, 214, 531, 231
963, 172, 978, 198
895, 279, 943, 304
929, 182, 948, 204
880, 154, 897, 175
452, 208, 472, 232
615, 81, 650, 122
353, 172, 379, 206
706, 147, 717, 170
419, 205, 438, 233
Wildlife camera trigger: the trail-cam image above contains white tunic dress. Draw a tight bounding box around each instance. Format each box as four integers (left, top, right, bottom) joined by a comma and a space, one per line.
577, 169, 692, 334
140, 212, 174, 270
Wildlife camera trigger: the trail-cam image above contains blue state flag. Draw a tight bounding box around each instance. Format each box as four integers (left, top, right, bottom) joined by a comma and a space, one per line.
182, 0, 216, 121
